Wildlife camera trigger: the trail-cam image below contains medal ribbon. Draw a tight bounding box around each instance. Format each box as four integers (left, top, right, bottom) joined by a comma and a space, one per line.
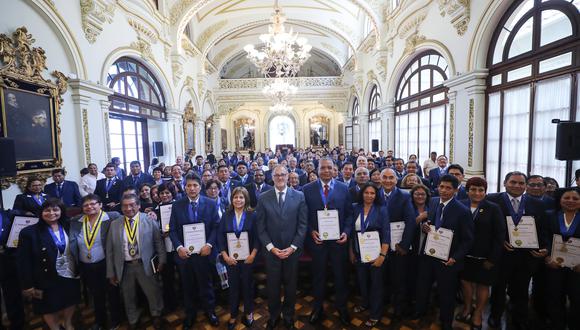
502, 193, 526, 226
83, 211, 104, 253
360, 206, 373, 233
558, 211, 580, 240
32, 194, 44, 206
319, 180, 334, 209
48, 224, 66, 254
124, 217, 139, 246
233, 211, 246, 237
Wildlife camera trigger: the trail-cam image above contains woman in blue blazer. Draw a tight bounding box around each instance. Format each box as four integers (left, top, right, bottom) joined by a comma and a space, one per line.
154, 183, 178, 312
544, 187, 580, 330
17, 198, 80, 330
350, 183, 390, 327
218, 186, 260, 330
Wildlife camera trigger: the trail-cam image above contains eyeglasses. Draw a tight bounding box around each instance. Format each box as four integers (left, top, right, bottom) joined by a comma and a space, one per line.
527, 183, 545, 187
82, 201, 100, 208
273, 174, 287, 178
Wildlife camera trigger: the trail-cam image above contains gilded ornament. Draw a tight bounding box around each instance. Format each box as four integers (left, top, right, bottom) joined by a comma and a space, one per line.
468, 99, 474, 167
449, 103, 455, 163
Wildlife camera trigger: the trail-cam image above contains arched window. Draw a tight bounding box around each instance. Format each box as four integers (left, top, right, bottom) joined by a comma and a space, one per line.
394, 50, 450, 162
107, 57, 167, 171
346, 97, 359, 149
485, 0, 579, 192
368, 85, 382, 151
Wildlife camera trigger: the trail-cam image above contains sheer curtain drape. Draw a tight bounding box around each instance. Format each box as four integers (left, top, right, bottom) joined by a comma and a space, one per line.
486, 92, 501, 192
430, 105, 446, 158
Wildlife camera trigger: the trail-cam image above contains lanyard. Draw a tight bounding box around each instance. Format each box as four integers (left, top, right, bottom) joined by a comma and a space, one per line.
233, 211, 246, 237
124, 217, 139, 246
83, 211, 103, 253
559, 211, 579, 239
319, 180, 333, 209
48, 224, 66, 254
503, 193, 526, 225
32, 194, 44, 206
360, 206, 373, 233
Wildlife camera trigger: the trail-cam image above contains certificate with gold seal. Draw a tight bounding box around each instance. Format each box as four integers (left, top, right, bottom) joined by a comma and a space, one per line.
507, 216, 539, 249
7, 216, 39, 248
357, 231, 381, 263
424, 225, 453, 261
159, 204, 173, 233
317, 209, 340, 240
183, 223, 206, 254
390, 221, 405, 251
227, 232, 250, 260
551, 234, 580, 268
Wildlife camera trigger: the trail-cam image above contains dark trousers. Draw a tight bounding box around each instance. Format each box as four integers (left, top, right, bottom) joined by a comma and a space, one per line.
309, 240, 348, 311
387, 252, 410, 314
177, 255, 215, 320
490, 251, 538, 325
161, 252, 178, 311
79, 260, 122, 327
415, 256, 459, 326
264, 250, 299, 323
226, 263, 254, 317
546, 267, 580, 330
0, 251, 24, 330
531, 263, 547, 320
355, 261, 384, 320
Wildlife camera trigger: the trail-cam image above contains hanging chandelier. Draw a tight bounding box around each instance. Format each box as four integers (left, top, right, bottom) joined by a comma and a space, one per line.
270, 102, 293, 113
262, 78, 297, 104
243, 0, 312, 78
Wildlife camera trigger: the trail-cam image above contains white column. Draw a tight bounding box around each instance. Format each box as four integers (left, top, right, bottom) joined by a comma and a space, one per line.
165, 108, 184, 163
379, 103, 395, 152
195, 119, 206, 155
358, 113, 369, 151
212, 115, 222, 154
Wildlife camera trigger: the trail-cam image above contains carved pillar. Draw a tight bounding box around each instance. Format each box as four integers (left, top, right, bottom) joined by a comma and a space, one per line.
447, 90, 457, 164
380, 103, 395, 152
195, 119, 206, 155
212, 115, 222, 154
166, 108, 184, 162
444, 69, 489, 178
358, 113, 369, 151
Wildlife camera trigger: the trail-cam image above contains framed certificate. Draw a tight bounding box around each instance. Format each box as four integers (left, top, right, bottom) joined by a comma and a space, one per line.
227, 232, 250, 260
159, 204, 172, 233
506, 216, 539, 249
7, 216, 39, 248
182, 223, 206, 254
424, 225, 453, 261
317, 209, 340, 240
390, 221, 405, 251
551, 234, 580, 268
357, 231, 381, 263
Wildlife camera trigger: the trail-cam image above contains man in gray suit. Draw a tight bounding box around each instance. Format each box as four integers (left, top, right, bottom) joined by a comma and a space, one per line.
106, 194, 166, 330
256, 165, 308, 330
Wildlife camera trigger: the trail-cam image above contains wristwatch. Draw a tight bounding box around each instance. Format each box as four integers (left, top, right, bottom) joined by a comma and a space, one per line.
379, 253, 387, 257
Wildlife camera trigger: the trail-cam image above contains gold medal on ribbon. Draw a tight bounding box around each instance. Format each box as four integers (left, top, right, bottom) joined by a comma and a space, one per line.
236, 240, 241, 249
364, 254, 371, 262
560, 245, 568, 253
83, 211, 104, 260
129, 248, 136, 256
124, 216, 139, 256
12, 239, 18, 247
164, 224, 170, 232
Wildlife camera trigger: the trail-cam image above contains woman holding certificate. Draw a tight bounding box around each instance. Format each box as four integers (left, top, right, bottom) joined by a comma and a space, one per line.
350, 183, 390, 327
13, 176, 47, 216
17, 198, 80, 330
154, 183, 178, 312
544, 187, 580, 330
218, 187, 259, 330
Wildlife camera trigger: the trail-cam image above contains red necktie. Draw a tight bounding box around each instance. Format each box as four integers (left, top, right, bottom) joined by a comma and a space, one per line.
324, 184, 329, 198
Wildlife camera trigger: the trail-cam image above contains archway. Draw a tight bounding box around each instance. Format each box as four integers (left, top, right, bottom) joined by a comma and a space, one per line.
269, 115, 296, 150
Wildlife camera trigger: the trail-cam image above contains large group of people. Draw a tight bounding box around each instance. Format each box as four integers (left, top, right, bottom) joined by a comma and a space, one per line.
0, 146, 579, 330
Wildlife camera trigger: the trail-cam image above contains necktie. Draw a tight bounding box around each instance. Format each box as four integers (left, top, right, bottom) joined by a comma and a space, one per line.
511, 198, 519, 212
57, 184, 62, 197
435, 203, 444, 229
324, 184, 329, 198
384, 193, 390, 206
106, 179, 112, 191
278, 191, 284, 208
257, 184, 261, 193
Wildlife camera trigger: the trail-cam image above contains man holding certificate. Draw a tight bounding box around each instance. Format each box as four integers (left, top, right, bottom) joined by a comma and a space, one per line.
544, 187, 580, 330
378, 168, 417, 319
487, 171, 548, 330
217, 187, 260, 330
302, 157, 353, 325
0, 208, 25, 329
168, 174, 220, 329
413, 175, 473, 330
350, 183, 390, 327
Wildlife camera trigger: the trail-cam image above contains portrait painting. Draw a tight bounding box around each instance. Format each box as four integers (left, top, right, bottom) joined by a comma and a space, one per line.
1, 86, 56, 162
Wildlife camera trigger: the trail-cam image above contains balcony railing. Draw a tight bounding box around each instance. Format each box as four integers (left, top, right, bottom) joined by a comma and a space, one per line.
218, 76, 343, 89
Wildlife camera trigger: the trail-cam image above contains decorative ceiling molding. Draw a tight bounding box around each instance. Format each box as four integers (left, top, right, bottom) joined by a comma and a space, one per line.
196, 19, 228, 52
358, 31, 377, 53
397, 12, 426, 39
438, 0, 470, 36
80, 0, 116, 44
130, 39, 153, 60
212, 44, 238, 67
330, 18, 356, 44
403, 33, 426, 56
128, 18, 158, 44
321, 42, 342, 60
181, 37, 200, 57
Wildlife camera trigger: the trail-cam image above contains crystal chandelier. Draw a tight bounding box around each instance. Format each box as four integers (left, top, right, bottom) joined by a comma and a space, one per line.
262, 78, 297, 104
243, 0, 312, 78
270, 102, 293, 113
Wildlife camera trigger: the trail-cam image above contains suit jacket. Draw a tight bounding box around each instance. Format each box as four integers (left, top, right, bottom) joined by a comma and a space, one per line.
122, 172, 155, 189
459, 199, 505, 264
0, 209, 11, 248
256, 187, 308, 251
17, 219, 75, 290
337, 177, 357, 189
44, 181, 82, 207
106, 212, 166, 280
351, 203, 390, 255
13, 193, 48, 216
545, 210, 580, 252
233, 174, 254, 186
191, 165, 204, 177
378, 187, 417, 251
456, 186, 468, 200
526, 194, 556, 211
302, 180, 354, 237
217, 210, 260, 255
397, 176, 430, 189
168, 195, 219, 264
245, 182, 272, 208
349, 185, 362, 204
428, 167, 447, 191
422, 197, 474, 267
69, 211, 119, 264
219, 179, 241, 203
94, 178, 124, 207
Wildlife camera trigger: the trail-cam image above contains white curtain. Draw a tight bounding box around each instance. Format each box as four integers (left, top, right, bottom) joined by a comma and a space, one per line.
408, 112, 418, 157
353, 124, 360, 149
395, 116, 401, 155
500, 85, 531, 190
399, 114, 408, 160
531, 75, 570, 184
419, 110, 430, 161
574, 73, 580, 186
486, 92, 501, 192
430, 106, 445, 157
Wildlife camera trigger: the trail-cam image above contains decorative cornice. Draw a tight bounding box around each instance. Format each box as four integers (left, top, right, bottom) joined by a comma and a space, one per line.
181, 37, 200, 57
444, 69, 488, 89
212, 44, 237, 68
217, 77, 343, 89
80, 0, 115, 44
397, 13, 426, 39
130, 39, 153, 60
403, 33, 426, 56
196, 19, 228, 52
128, 18, 158, 44
439, 0, 471, 36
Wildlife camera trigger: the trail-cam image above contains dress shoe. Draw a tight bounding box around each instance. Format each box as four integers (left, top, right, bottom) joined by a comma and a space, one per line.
152, 317, 163, 330
182, 316, 195, 330
283, 319, 295, 330
206, 312, 219, 326
338, 310, 351, 325
242, 316, 254, 328
266, 318, 279, 330
227, 320, 236, 330
309, 309, 324, 324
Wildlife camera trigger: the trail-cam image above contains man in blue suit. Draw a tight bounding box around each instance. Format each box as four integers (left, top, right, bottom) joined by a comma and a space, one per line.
447, 164, 468, 200
303, 157, 353, 325
337, 161, 356, 188
234, 161, 254, 186
217, 165, 241, 208
413, 174, 473, 330
245, 169, 272, 208
95, 163, 124, 211
169, 175, 220, 329
378, 168, 418, 319
123, 161, 155, 189
287, 157, 307, 186
428, 155, 449, 193
44, 168, 82, 207
256, 165, 308, 330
